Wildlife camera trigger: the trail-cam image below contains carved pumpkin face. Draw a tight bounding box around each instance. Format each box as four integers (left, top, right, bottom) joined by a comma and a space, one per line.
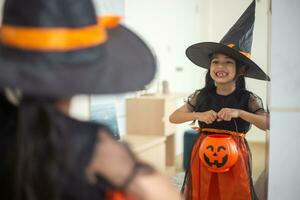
199, 134, 238, 173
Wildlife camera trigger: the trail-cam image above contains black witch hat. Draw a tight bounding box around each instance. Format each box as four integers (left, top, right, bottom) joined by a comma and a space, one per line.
186, 0, 270, 81
0, 0, 156, 96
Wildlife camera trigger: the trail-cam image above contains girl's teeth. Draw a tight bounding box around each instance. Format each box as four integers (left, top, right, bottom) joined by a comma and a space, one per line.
217, 72, 227, 77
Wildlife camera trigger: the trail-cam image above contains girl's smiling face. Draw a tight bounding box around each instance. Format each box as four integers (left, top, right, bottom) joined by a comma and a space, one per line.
209, 53, 237, 85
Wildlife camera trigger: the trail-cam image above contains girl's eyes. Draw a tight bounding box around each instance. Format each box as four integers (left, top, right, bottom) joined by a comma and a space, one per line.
212, 60, 234, 64
226, 61, 234, 64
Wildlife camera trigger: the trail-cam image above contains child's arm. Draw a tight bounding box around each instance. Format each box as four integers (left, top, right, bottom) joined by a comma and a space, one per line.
169, 104, 196, 124
239, 110, 269, 131
242, 92, 269, 130
218, 93, 269, 131
217, 108, 269, 131
169, 104, 218, 124
87, 132, 181, 200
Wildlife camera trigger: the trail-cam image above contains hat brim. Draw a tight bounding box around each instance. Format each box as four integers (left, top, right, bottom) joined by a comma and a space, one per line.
186, 42, 270, 81
0, 25, 156, 97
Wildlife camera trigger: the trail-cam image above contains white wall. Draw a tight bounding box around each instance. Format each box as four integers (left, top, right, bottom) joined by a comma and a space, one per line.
124, 0, 203, 93
0, 0, 3, 22
124, 0, 208, 155
268, 0, 300, 199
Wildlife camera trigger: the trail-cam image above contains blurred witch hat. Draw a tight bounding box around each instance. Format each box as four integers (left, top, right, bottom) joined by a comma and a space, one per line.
0, 0, 156, 96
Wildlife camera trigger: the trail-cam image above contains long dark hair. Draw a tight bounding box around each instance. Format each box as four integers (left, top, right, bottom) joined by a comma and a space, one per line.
0, 92, 18, 200
0, 93, 64, 200
15, 97, 62, 200
14, 97, 103, 200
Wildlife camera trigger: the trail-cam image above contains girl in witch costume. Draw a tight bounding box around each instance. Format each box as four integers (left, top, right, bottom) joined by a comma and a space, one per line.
169, 1, 269, 200
0, 0, 180, 200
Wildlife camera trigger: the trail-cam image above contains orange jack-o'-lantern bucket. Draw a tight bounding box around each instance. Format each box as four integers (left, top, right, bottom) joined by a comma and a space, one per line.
199, 134, 238, 173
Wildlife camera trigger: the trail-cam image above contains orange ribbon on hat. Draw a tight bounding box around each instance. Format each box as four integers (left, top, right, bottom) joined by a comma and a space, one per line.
99, 15, 122, 29
227, 43, 251, 58
0, 15, 122, 51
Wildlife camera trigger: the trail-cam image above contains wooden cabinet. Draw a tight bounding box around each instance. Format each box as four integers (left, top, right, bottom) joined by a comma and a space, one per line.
126, 94, 179, 135
126, 94, 183, 168
124, 135, 166, 171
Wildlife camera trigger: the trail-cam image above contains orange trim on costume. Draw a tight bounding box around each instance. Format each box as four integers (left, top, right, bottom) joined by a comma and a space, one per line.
226, 43, 251, 58
202, 128, 245, 137
192, 127, 245, 137
0, 16, 121, 51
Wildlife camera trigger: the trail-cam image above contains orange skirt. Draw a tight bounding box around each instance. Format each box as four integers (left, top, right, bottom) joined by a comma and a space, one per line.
184, 133, 257, 200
